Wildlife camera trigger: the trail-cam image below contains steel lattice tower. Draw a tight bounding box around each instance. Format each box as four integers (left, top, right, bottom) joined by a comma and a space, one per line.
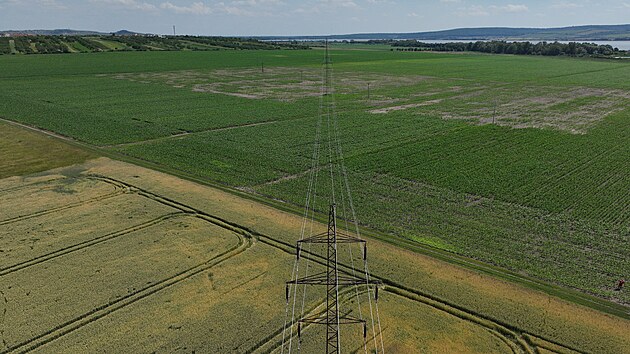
284, 40, 381, 354
287, 204, 379, 353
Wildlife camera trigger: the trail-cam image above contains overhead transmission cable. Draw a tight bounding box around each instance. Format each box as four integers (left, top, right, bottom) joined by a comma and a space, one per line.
282, 39, 383, 353
281, 46, 326, 354
329, 60, 383, 354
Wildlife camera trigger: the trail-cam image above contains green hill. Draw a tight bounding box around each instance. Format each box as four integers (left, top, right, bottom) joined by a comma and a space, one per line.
260, 24, 630, 41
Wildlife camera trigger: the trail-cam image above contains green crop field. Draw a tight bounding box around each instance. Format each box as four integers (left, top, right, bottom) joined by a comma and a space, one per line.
0, 48, 628, 308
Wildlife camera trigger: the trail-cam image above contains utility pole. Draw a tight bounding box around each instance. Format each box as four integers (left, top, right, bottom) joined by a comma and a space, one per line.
173, 25, 176, 36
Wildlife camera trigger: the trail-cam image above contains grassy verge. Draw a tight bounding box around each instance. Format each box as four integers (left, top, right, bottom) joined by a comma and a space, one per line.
0, 120, 96, 178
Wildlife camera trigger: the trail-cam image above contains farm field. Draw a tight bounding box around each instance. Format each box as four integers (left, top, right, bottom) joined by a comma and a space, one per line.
0, 48, 628, 308
1, 156, 629, 353
0, 121, 94, 179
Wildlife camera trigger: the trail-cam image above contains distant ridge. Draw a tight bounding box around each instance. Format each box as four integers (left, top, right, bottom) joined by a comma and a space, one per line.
3, 24, 630, 41
0, 29, 143, 36
258, 24, 630, 41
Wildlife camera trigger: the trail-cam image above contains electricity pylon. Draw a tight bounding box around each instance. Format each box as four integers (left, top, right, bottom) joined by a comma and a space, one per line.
286, 204, 380, 353
283, 40, 382, 354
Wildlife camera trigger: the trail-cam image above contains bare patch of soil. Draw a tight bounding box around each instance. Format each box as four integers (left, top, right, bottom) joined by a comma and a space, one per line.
107, 67, 433, 102
439, 86, 630, 134
370, 99, 443, 114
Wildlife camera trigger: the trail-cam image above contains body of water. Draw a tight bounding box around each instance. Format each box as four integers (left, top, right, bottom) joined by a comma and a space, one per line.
267, 38, 630, 51
416, 39, 630, 51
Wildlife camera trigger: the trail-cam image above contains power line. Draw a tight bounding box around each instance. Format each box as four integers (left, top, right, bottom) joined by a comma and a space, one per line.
282, 39, 384, 354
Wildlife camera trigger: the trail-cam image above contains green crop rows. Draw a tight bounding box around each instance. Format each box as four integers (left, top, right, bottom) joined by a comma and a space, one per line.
0, 48, 628, 304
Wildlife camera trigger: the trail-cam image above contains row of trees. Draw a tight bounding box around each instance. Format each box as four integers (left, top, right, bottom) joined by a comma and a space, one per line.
0, 35, 309, 55
0, 38, 11, 54
377, 40, 624, 57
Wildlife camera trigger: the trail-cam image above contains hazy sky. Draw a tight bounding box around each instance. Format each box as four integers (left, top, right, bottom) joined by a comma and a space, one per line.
1, 0, 629, 36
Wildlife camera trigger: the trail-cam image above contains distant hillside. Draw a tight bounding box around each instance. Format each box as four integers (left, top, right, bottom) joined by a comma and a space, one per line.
0, 29, 148, 36
0, 29, 105, 36
0, 35, 308, 55
260, 24, 630, 41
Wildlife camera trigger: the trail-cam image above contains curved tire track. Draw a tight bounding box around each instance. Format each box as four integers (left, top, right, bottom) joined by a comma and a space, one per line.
0, 174, 582, 353
3, 216, 253, 354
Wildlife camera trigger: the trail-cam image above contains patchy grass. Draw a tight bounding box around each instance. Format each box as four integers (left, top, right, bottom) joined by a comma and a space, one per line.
0, 121, 95, 179
109, 67, 431, 102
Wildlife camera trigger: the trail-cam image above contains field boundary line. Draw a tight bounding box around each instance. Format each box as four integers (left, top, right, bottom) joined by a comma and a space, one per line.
95, 176, 630, 322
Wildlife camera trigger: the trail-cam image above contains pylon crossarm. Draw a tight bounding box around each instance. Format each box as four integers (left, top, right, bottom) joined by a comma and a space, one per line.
287, 272, 327, 285
299, 232, 365, 245
335, 232, 366, 244
299, 314, 366, 325
288, 273, 378, 286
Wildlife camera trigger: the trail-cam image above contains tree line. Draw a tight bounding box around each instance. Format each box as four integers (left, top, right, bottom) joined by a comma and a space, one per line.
368, 40, 626, 57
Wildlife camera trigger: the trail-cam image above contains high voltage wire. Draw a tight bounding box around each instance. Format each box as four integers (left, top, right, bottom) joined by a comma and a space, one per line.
282, 40, 383, 354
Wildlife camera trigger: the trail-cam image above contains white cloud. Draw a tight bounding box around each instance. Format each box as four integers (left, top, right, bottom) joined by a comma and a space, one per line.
440, 0, 460, 3
159, 1, 272, 16
217, 2, 257, 16
160, 1, 212, 14
457, 5, 489, 17
37, 0, 67, 9
0, 0, 67, 9
92, 0, 157, 11
327, 0, 358, 8
550, 2, 583, 9
230, 0, 283, 5
458, 3, 529, 17
292, 0, 360, 15
491, 4, 529, 13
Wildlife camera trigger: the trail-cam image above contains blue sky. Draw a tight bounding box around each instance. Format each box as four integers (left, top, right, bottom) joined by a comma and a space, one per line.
1, 0, 629, 36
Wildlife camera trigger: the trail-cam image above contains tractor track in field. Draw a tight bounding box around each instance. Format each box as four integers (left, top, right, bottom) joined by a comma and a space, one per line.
102, 120, 279, 149
1, 175, 260, 353
0, 175, 131, 226
0, 175, 599, 354
248, 237, 537, 354
517, 144, 619, 205
0, 212, 186, 276
5, 230, 252, 354
245, 220, 582, 354
0, 190, 126, 226
94, 175, 628, 354
0, 177, 66, 194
